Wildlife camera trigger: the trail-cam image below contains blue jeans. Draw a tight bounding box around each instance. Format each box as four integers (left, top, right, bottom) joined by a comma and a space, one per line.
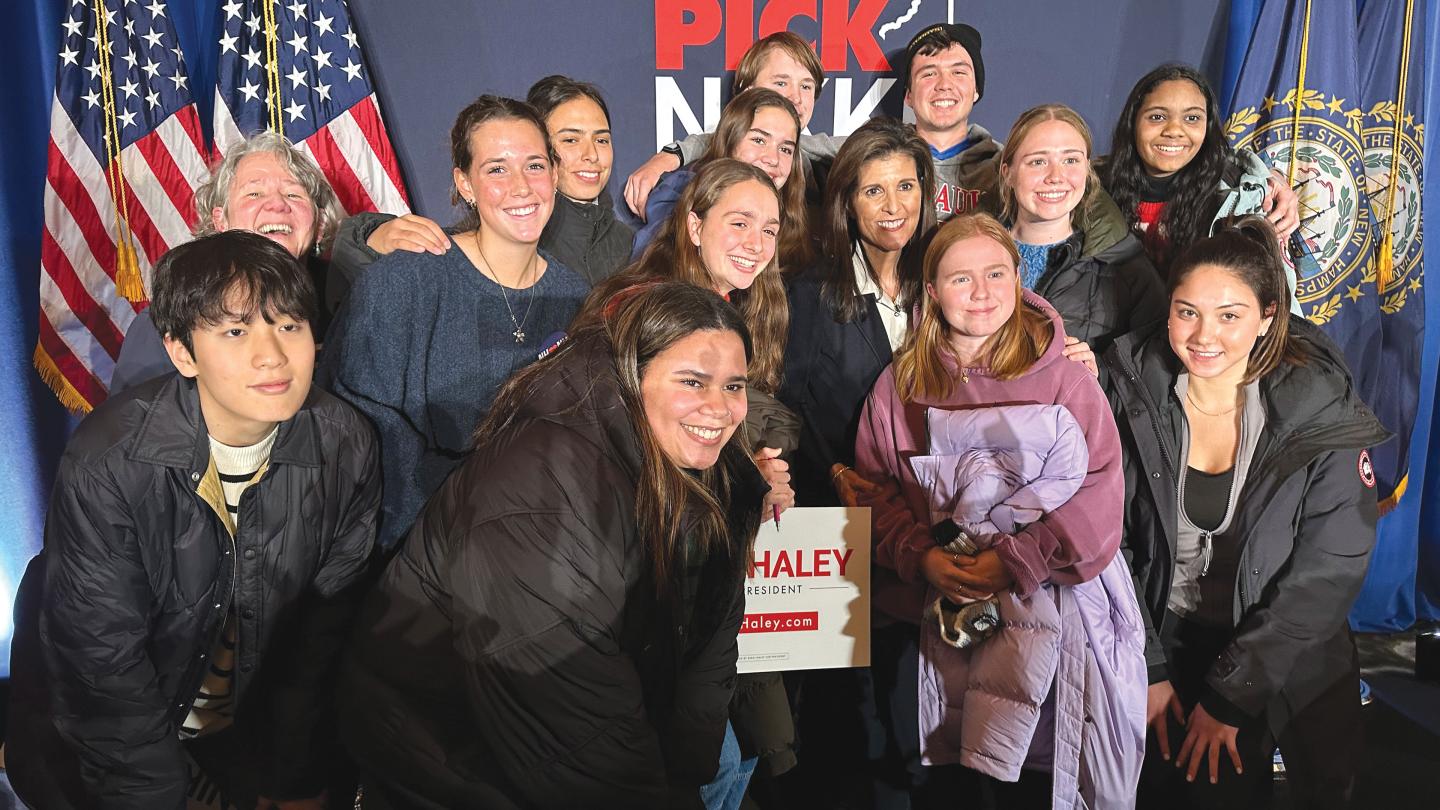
699, 720, 757, 810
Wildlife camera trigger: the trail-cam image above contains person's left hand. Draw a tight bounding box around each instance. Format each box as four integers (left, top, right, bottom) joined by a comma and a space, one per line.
755, 447, 795, 515
366, 213, 450, 256
1062, 336, 1098, 377
1263, 170, 1301, 241
1174, 703, 1243, 784
949, 549, 1016, 593
256, 794, 326, 810
831, 463, 889, 507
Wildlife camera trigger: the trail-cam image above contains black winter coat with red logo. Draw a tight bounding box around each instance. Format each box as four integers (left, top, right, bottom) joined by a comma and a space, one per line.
1104, 317, 1389, 734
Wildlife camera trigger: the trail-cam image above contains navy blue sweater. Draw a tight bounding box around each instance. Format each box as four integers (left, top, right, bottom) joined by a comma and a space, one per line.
320, 242, 588, 549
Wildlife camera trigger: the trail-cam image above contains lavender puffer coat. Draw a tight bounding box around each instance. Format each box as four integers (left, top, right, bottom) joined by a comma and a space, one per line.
911, 404, 1147, 809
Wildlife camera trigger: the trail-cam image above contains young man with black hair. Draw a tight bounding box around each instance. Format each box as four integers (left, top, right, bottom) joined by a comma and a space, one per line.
8, 230, 381, 810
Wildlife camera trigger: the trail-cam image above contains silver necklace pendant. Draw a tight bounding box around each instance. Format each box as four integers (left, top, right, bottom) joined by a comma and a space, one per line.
513, 327, 526, 344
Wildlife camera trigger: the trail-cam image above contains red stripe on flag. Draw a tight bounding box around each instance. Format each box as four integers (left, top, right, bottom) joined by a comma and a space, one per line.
37, 317, 109, 409
307, 126, 372, 214
175, 105, 207, 159
48, 139, 119, 277
113, 173, 170, 265
133, 130, 197, 233
41, 231, 126, 360
349, 96, 410, 205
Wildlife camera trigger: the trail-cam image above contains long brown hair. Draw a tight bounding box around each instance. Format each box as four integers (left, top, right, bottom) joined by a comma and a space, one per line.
477, 282, 760, 596
1168, 215, 1308, 383
998, 104, 1100, 228
580, 159, 789, 393
818, 117, 937, 322
698, 88, 811, 270
894, 213, 1053, 401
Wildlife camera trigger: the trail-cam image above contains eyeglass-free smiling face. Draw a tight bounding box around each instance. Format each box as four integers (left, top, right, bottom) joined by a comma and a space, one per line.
453, 118, 556, 245
640, 329, 749, 470
212, 152, 318, 259
1134, 79, 1208, 178
687, 178, 780, 296
546, 96, 613, 202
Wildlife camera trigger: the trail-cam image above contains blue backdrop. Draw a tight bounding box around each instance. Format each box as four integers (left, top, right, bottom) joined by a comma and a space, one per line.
1, 0, 1435, 675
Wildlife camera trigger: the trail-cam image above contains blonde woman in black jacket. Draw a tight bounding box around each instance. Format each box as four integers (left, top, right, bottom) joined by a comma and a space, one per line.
1105, 217, 1388, 809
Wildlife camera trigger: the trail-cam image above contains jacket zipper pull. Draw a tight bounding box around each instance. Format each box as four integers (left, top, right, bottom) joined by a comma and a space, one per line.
1200, 530, 1214, 577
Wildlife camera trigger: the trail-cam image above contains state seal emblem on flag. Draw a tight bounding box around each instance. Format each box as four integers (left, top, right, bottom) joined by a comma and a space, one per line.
1226, 91, 1374, 324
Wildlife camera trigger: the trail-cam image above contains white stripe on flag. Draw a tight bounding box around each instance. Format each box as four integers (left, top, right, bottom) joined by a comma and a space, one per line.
121, 141, 194, 264
50, 102, 122, 245
212, 91, 247, 155
156, 115, 212, 192
328, 108, 409, 215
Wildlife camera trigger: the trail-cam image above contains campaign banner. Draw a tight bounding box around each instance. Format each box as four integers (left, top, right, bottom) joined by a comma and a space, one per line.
738, 506, 870, 673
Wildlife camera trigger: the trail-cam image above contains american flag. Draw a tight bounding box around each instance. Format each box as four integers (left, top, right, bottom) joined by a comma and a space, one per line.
213, 0, 410, 217
36, 0, 210, 412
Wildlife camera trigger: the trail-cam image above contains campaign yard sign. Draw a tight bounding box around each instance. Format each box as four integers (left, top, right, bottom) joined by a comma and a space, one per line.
738, 506, 871, 673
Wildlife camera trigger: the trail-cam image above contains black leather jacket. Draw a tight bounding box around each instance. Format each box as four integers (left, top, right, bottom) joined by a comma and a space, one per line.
7, 373, 380, 809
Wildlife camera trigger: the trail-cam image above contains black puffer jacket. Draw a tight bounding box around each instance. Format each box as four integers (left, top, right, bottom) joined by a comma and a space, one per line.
1033, 230, 1166, 358
1105, 318, 1389, 732
7, 374, 380, 809
337, 338, 767, 809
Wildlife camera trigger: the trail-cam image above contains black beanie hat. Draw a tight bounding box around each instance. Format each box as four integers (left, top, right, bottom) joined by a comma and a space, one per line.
903, 23, 984, 101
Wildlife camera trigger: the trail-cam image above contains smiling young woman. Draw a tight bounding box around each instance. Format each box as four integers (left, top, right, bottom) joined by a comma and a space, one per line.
996, 104, 1165, 364
1102, 65, 1301, 279
320, 95, 589, 550
631, 87, 810, 271
843, 212, 1143, 807
1105, 216, 1389, 809
338, 283, 769, 809
525, 74, 635, 285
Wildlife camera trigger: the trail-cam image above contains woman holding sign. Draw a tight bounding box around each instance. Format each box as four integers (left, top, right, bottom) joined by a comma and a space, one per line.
850, 212, 1145, 808
338, 283, 768, 809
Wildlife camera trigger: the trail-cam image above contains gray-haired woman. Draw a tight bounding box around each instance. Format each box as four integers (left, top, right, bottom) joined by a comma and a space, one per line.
110, 131, 417, 393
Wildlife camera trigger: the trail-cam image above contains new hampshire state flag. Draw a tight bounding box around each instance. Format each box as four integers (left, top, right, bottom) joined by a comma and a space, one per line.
1225, 0, 1384, 436
1357, 0, 1425, 510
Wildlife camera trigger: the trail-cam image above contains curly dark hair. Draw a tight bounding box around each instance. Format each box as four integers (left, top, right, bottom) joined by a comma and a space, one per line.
1104, 64, 1230, 273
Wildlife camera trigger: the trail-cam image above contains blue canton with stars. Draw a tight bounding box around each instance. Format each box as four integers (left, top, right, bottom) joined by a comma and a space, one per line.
56, 0, 195, 162
218, 0, 377, 141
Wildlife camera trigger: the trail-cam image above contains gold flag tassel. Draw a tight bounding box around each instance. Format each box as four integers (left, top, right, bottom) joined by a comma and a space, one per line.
93, 0, 147, 302
263, 0, 284, 136
33, 344, 96, 413
1377, 0, 1416, 293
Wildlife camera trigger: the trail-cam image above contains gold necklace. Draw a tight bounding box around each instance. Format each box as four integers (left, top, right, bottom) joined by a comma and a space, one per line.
474, 229, 538, 344
1185, 389, 1239, 417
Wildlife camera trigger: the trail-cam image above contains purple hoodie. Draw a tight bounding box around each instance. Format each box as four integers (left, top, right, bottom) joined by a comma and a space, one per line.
855, 290, 1125, 621
855, 291, 1144, 807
